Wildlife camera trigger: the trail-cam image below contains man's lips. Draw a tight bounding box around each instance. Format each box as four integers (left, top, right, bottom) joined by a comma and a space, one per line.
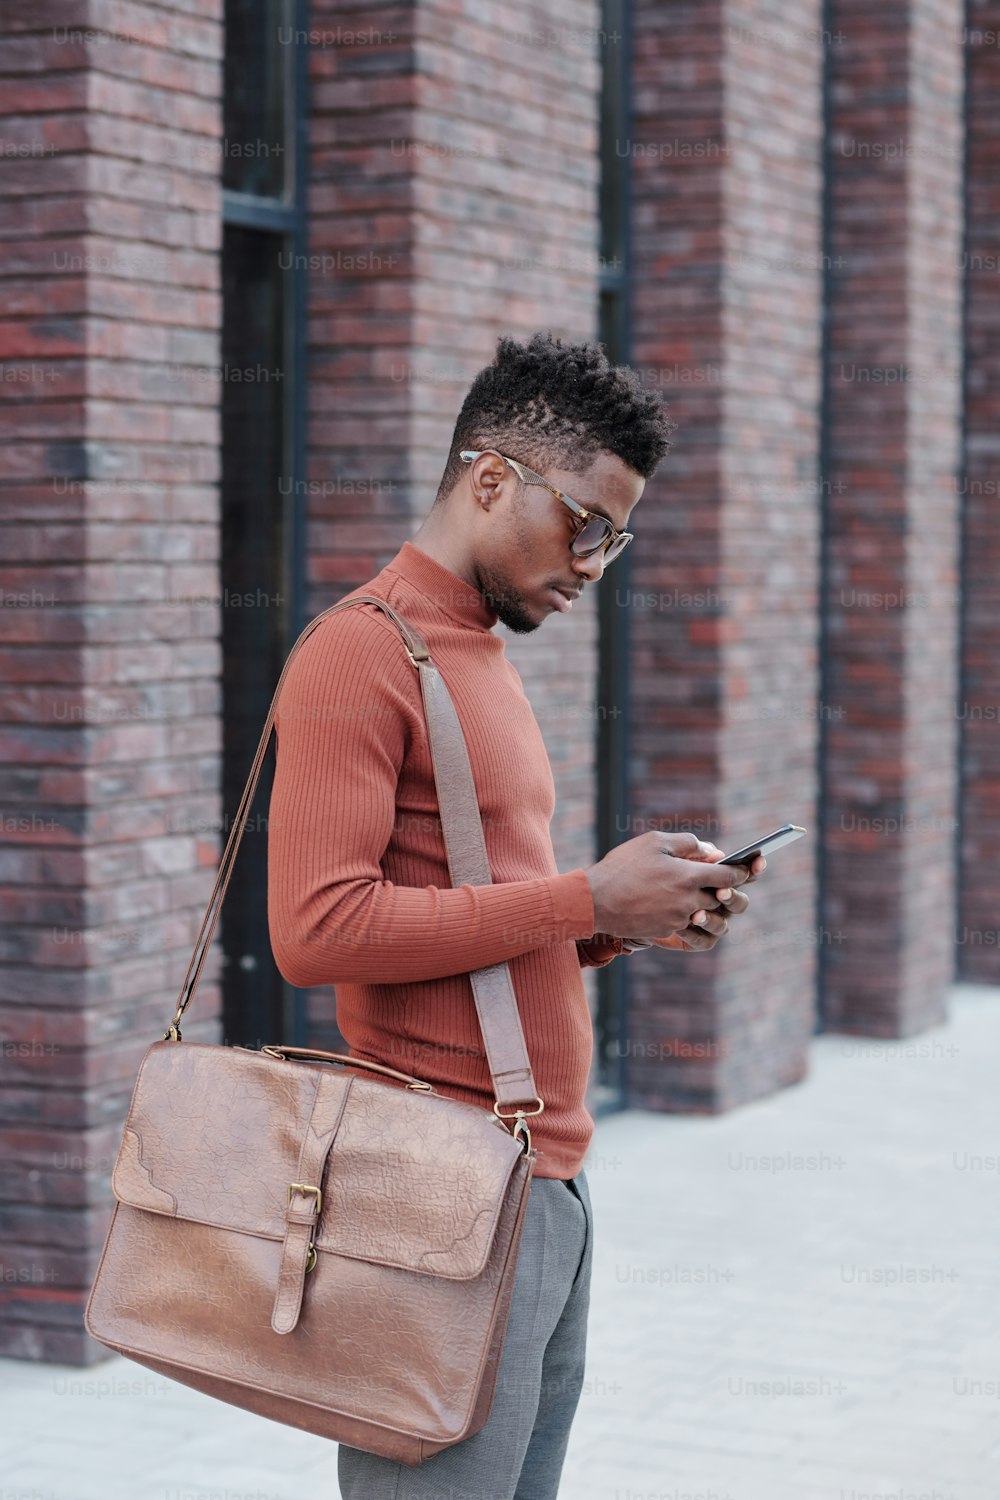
547, 585, 581, 613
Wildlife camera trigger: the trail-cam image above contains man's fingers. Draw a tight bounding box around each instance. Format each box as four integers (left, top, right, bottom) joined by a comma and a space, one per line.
681, 925, 718, 950
690, 909, 729, 937
703, 859, 751, 888
741, 854, 767, 886
696, 874, 747, 907
676, 849, 762, 945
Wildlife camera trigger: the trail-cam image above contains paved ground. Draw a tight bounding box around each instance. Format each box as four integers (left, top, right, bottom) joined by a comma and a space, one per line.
2, 982, 999, 1500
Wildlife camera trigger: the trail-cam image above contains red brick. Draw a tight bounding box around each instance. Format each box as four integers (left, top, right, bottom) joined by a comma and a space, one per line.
822, 0, 965, 1030
0, 0, 224, 1366
958, 0, 1000, 983
626, 0, 823, 1110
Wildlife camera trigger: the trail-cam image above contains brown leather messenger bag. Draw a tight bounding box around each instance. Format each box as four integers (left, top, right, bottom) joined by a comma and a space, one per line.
85, 595, 544, 1465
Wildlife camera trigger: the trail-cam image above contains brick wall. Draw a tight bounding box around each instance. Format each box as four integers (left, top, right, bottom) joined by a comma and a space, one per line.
625, 0, 824, 1110
0, 0, 990, 1370
822, 0, 965, 1032
301, 0, 605, 1050
0, 0, 224, 1363
958, 7, 1000, 980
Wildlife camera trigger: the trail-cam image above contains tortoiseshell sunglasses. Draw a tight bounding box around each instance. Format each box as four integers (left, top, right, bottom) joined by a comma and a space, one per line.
460, 449, 634, 563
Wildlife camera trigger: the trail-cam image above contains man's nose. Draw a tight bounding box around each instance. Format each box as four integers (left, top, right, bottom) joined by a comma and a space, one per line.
571, 549, 609, 585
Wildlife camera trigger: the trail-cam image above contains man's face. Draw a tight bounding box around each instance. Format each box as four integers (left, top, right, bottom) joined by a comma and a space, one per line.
468, 450, 645, 635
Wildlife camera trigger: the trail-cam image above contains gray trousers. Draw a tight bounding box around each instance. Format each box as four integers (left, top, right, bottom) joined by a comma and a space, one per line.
337, 1169, 593, 1500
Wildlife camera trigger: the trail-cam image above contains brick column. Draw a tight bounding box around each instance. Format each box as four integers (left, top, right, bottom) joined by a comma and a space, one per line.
303, 0, 604, 1048
0, 2, 223, 1362
626, 2, 824, 1110
822, 0, 965, 1031
958, 11, 1000, 980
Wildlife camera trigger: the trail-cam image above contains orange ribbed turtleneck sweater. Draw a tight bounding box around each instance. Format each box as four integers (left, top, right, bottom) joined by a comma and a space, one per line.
266, 540, 631, 1179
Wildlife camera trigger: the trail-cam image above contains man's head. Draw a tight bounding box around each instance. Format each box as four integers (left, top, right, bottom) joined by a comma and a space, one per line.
431, 331, 676, 634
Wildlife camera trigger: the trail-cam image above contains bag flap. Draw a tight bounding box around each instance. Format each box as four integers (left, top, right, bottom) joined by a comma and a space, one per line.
112, 1041, 524, 1280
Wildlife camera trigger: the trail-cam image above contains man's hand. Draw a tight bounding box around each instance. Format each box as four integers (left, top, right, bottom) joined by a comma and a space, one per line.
585, 831, 753, 940
648, 844, 765, 952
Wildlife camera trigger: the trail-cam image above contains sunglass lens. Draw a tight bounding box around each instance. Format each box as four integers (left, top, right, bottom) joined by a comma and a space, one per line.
573, 519, 613, 555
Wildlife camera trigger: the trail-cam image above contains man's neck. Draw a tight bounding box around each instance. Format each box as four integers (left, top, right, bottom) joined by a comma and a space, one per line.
409, 517, 477, 590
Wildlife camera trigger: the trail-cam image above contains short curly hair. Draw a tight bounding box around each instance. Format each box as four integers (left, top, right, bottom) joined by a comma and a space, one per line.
435, 331, 676, 504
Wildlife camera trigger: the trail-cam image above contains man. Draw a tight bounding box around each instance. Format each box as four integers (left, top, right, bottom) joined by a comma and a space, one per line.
267, 331, 762, 1499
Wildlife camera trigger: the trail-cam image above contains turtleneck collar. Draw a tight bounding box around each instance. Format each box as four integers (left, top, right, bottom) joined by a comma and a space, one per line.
385, 539, 499, 632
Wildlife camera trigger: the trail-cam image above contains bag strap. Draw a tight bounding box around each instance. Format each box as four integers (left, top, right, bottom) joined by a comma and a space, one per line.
162, 594, 543, 1118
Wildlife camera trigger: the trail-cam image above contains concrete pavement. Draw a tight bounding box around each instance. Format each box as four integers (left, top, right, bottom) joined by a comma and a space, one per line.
2, 982, 998, 1500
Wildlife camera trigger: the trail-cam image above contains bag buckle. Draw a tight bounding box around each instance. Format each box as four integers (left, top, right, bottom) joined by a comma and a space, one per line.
163, 1005, 185, 1041
288, 1182, 322, 1215
288, 1184, 322, 1276
493, 1098, 544, 1153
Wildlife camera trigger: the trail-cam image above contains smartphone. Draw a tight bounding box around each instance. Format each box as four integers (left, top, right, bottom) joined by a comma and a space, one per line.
719, 824, 807, 867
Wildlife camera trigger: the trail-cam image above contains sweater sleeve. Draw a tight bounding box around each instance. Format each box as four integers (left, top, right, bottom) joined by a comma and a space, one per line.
266, 607, 600, 987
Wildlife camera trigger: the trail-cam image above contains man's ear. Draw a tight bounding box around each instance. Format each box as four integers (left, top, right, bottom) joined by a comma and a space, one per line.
466, 452, 508, 510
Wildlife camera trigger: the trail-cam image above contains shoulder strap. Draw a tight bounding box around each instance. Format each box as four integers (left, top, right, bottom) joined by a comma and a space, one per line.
163, 594, 541, 1113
